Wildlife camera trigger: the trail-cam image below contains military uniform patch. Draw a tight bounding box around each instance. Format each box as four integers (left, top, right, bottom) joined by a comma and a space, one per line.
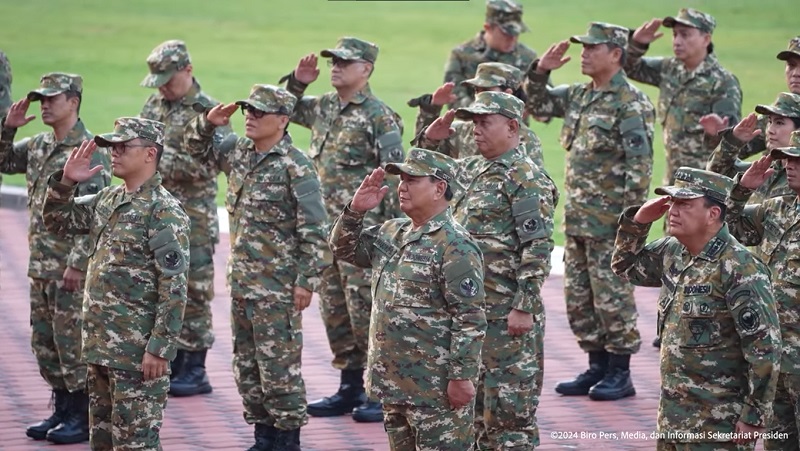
688, 318, 710, 344
522, 218, 539, 233
459, 277, 478, 297
738, 307, 760, 333
164, 250, 182, 270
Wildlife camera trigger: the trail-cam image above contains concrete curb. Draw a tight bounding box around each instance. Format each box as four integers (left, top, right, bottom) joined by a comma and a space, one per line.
1, 184, 566, 275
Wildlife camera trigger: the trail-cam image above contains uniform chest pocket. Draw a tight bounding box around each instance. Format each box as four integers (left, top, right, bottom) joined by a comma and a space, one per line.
677, 295, 723, 349
393, 260, 434, 308
463, 185, 511, 235
107, 219, 149, 267
584, 116, 616, 151
248, 173, 290, 220
334, 126, 370, 167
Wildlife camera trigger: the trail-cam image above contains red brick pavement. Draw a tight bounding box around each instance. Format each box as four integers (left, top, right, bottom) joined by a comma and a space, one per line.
0, 206, 766, 450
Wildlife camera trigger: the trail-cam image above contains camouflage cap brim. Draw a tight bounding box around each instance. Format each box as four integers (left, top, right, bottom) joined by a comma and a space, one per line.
385, 162, 429, 178
498, 21, 528, 36
755, 104, 800, 118
654, 186, 705, 200
234, 99, 286, 115
770, 146, 800, 159
662, 17, 696, 30
320, 48, 361, 61
140, 70, 176, 88
455, 104, 517, 121
569, 35, 607, 45
461, 77, 500, 88
777, 50, 800, 61
26, 88, 66, 101
94, 132, 136, 147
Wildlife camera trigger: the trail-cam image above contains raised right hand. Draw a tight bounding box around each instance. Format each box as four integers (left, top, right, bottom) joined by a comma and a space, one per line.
632, 19, 664, 45
350, 168, 389, 212
425, 109, 457, 141
431, 82, 456, 107
732, 113, 762, 144
62, 140, 104, 186
207, 103, 238, 127
537, 40, 572, 73
294, 53, 320, 85
4, 98, 36, 129
633, 196, 671, 224
740, 155, 775, 190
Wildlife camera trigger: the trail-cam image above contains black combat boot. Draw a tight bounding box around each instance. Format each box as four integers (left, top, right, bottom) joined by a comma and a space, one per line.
46, 390, 90, 444
170, 350, 213, 397
170, 349, 186, 381
246, 423, 275, 451
272, 428, 301, 451
554, 350, 608, 396
652, 336, 661, 348
352, 399, 383, 423
26, 389, 69, 440
588, 353, 636, 401
307, 369, 367, 417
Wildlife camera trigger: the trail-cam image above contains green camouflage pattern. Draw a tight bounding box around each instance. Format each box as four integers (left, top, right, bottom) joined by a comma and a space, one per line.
0, 50, 11, 116
320, 36, 379, 63
141, 39, 191, 88
755, 92, 800, 118
42, 170, 191, 372
765, 372, 800, 450
485, 0, 528, 36
663, 8, 717, 34
235, 83, 297, 114
570, 22, 629, 48
612, 209, 781, 439
655, 167, 734, 202
329, 207, 487, 408
384, 403, 476, 450
456, 90, 524, 122
141, 80, 230, 351
95, 116, 165, 147
88, 364, 169, 450
462, 62, 522, 89
625, 38, 742, 185
777, 36, 800, 61
27, 72, 82, 101
525, 67, 655, 236
385, 147, 458, 181
453, 145, 557, 448
443, 32, 537, 109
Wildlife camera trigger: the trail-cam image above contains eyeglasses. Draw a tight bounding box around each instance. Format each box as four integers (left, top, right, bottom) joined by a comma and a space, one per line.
240, 104, 268, 119
110, 142, 149, 155
327, 57, 363, 68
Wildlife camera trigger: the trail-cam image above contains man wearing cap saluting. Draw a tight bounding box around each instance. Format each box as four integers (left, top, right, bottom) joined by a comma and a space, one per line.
183, 84, 331, 451
1, 72, 110, 444
42, 117, 190, 450
443, 0, 539, 111
329, 148, 487, 450
612, 167, 780, 450
281, 36, 405, 423
525, 22, 654, 401
452, 91, 557, 449
627, 8, 742, 187
410, 62, 544, 167
140, 40, 231, 396
727, 132, 800, 450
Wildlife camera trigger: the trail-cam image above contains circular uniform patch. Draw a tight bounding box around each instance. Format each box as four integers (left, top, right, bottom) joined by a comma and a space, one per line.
522, 218, 539, 233
389, 148, 404, 162
164, 250, 183, 270
459, 277, 478, 298
699, 303, 710, 315
738, 307, 760, 333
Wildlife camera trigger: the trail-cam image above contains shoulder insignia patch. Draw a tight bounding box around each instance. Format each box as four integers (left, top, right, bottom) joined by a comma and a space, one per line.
459, 277, 479, 298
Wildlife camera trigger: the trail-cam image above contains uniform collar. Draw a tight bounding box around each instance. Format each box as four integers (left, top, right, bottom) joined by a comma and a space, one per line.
348, 84, 373, 105
487, 144, 524, 168
696, 223, 731, 261
403, 207, 452, 243
43, 119, 90, 147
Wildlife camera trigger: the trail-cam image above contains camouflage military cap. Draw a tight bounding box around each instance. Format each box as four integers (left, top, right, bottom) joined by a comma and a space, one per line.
235, 84, 297, 115
385, 147, 458, 185
94, 117, 165, 147
663, 8, 716, 34
27, 72, 82, 101
655, 167, 733, 203
141, 40, 191, 88
770, 130, 800, 159
455, 91, 524, 122
320, 37, 378, 64
485, 0, 528, 36
777, 36, 800, 61
570, 22, 629, 48
462, 62, 522, 89
754, 92, 800, 119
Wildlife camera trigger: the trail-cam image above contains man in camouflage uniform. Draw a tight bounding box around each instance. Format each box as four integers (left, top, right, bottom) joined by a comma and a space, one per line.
43, 117, 190, 451
183, 84, 331, 451
444, 0, 538, 111
612, 167, 781, 451
281, 36, 405, 422
626, 8, 742, 186
452, 91, 556, 450
525, 22, 654, 400
0, 73, 110, 444
0, 50, 10, 116
329, 148, 487, 451
706, 93, 800, 204
726, 136, 800, 450
410, 62, 544, 167
140, 40, 230, 396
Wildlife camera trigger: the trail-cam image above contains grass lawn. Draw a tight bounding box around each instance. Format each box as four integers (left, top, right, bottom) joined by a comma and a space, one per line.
1, 0, 795, 245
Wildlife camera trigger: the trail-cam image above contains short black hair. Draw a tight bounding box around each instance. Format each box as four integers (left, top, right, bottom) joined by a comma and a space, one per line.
606, 43, 627, 66
791, 117, 800, 129
703, 196, 726, 221
140, 139, 164, 165
428, 176, 453, 201
64, 90, 82, 115
707, 42, 714, 54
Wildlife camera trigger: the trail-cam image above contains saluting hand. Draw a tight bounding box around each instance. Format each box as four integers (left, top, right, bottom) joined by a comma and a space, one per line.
62, 140, 104, 186
294, 53, 320, 85
207, 103, 238, 127
633, 196, 671, 224
431, 82, 457, 107
740, 155, 774, 190
536, 40, 572, 73
4, 98, 36, 129
425, 109, 457, 141
732, 113, 762, 144
632, 19, 664, 45
447, 379, 475, 410
350, 168, 389, 212
698, 114, 728, 137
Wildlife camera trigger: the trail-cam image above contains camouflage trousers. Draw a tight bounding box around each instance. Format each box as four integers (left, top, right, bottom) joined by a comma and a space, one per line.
231, 298, 307, 430
765, 372, 800, 451
564, 235, 641, 354
384, 402, 475, 451
656, 440, 754, 451
177, 244, 215, 351
87, 363, 169, 451
29, 277, 87, 392
318, 258, 372, 371
475, 319, 539, 450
